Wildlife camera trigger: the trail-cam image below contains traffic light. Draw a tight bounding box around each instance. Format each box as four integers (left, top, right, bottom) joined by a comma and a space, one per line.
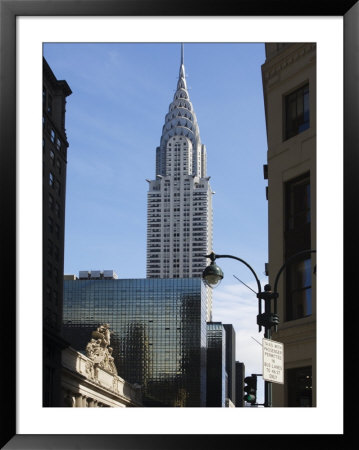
243, 375, 257, 405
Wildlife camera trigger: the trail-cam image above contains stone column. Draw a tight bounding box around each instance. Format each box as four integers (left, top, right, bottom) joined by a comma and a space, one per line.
63, 391, 75, 407
75, 394, 83, 407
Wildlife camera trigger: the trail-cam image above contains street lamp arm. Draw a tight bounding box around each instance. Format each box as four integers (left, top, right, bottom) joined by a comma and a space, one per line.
273, 249, 316, 293
210, 253, 262, 294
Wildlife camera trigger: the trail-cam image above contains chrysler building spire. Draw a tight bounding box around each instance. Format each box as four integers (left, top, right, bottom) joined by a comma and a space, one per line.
156, 44, 204, 179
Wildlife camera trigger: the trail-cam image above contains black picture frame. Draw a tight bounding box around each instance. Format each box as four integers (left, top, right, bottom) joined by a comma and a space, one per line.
1, 0, 357, 448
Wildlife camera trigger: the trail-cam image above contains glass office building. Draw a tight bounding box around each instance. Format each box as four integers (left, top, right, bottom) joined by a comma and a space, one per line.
63, 277, 207, 406
206, 322, 227, 407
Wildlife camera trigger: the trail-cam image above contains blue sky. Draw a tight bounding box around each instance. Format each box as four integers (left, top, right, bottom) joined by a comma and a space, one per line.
44, 42, 268, 404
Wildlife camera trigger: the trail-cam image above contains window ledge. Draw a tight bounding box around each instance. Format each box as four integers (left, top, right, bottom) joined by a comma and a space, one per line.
279, 315, 316, 330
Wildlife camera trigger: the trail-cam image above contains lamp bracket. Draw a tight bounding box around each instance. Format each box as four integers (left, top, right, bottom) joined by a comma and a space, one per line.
257, 291, 278, 301
257, 312, 279, 329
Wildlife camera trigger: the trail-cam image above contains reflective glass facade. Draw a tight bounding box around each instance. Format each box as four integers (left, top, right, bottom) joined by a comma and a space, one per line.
206, 322, 226, 407
63, 278, 207, 406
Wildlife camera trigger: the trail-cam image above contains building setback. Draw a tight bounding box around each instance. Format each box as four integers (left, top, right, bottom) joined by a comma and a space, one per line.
261, 43, 316, 406
43, 58, 72, 407
146, 45, 213, 319
63, 276, 207, 407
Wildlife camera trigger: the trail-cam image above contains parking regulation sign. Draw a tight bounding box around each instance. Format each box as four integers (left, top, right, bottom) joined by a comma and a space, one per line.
262, 338, 284, 384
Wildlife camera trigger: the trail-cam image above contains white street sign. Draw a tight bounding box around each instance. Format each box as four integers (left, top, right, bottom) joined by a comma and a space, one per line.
262, 338, 284, 384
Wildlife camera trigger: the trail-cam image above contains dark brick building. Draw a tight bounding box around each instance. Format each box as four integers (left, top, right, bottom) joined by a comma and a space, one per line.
43, 58, 72, 406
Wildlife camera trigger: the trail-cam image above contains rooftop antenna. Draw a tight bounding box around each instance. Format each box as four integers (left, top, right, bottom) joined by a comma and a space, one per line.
179, 43, 186, 79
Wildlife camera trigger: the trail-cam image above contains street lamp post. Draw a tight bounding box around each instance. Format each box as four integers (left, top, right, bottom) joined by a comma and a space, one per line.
202, 249, 316, 407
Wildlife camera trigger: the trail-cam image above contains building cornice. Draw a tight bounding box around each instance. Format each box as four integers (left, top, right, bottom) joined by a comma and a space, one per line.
43, 57, 72, 97
262, 43, 316, 85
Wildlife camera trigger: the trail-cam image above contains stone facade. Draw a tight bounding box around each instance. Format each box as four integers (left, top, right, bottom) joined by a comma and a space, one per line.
261, 43, 316, 406
61, 346, 142, 407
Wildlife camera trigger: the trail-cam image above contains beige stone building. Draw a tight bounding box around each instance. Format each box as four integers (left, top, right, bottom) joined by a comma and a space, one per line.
261, 43, 316, 406
61, 347, 142, 407
61, 324, 142, 407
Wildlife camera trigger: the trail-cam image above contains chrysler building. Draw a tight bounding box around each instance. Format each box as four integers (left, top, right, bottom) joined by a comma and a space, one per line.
146, 45, 214, 311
